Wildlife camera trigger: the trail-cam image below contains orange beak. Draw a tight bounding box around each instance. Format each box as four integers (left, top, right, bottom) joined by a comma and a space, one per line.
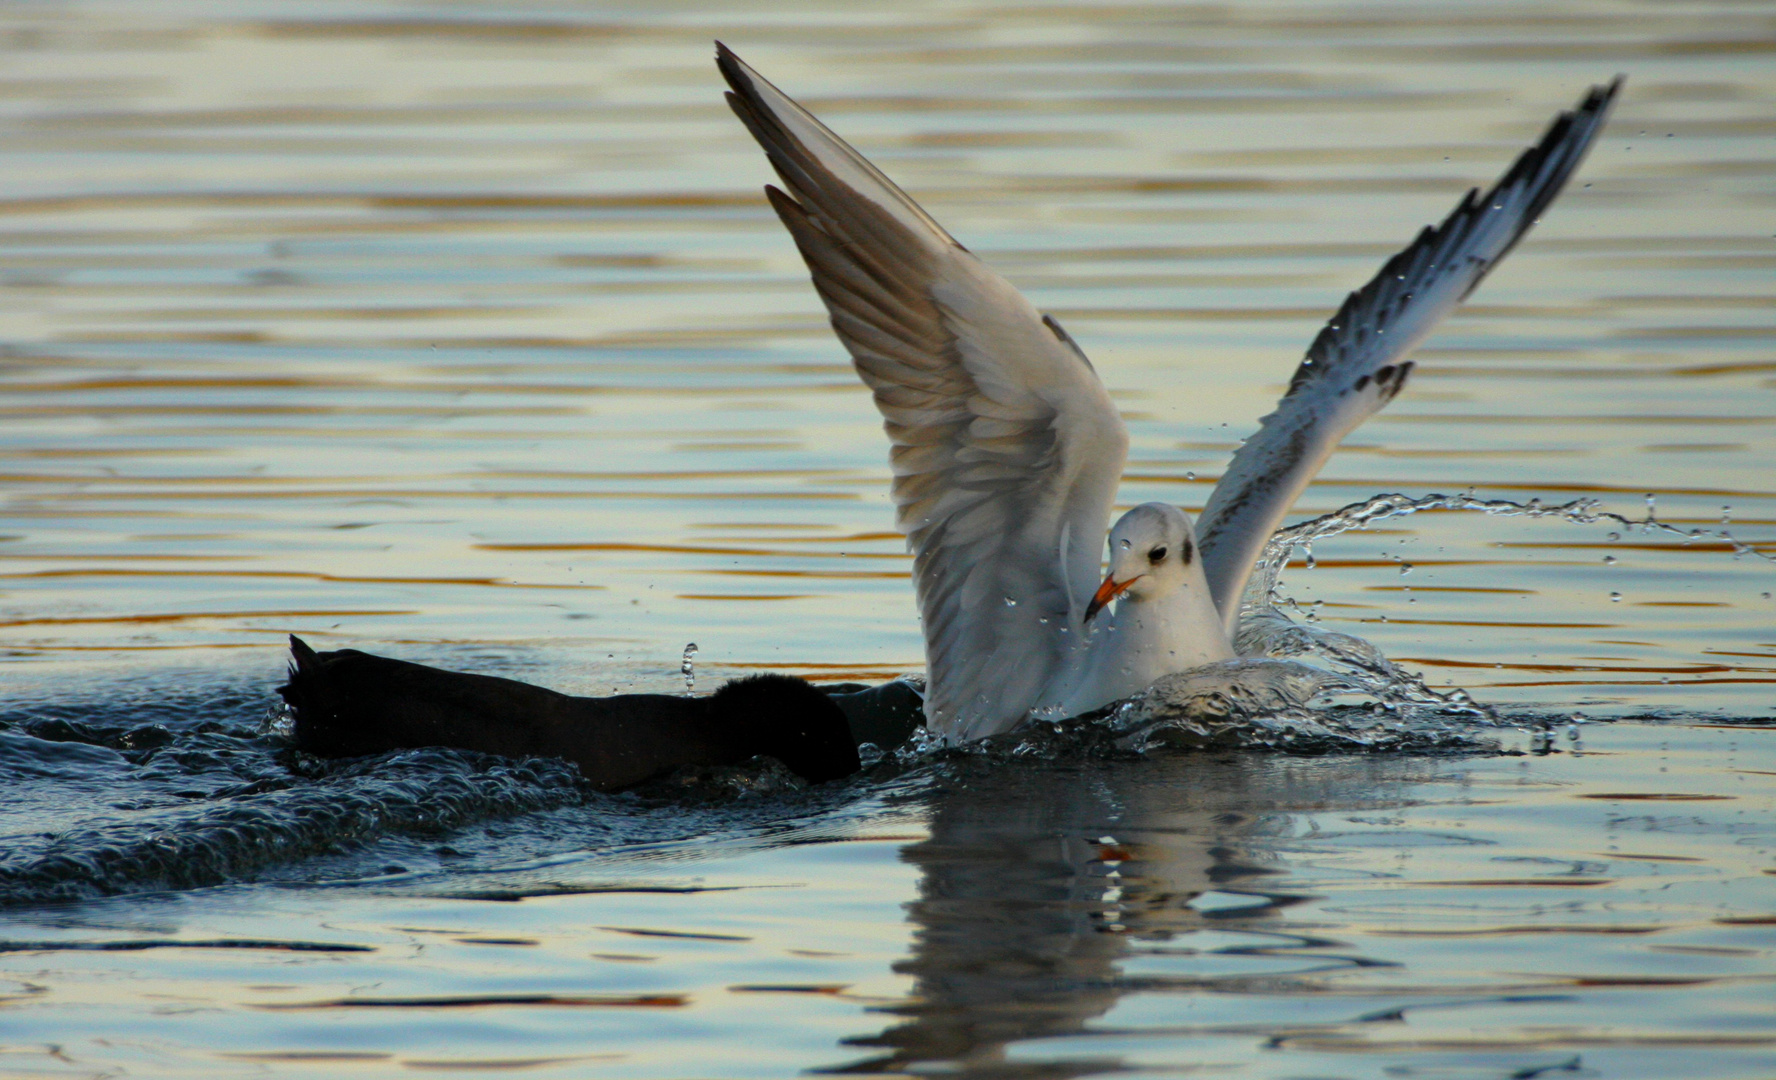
1083, 573, 1138, 624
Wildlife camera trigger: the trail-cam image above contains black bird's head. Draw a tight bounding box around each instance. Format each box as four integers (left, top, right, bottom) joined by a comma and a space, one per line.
712, 673, 861, 783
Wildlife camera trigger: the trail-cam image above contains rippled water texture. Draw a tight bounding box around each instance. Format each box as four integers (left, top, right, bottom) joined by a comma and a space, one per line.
1, 1, 1772, 1077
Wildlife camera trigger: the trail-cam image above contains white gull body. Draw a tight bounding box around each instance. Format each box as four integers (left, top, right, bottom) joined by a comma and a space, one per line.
1041, 503, 1233, 722
717, 45, 1620, 744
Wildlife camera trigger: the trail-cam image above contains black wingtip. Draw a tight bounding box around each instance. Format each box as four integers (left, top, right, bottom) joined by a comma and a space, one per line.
714, 41, 751, 96
1570, 75, 1623, 134
1284, 76, 1621, 403
762, 183, 805, 221
1469, 74, 1621, 280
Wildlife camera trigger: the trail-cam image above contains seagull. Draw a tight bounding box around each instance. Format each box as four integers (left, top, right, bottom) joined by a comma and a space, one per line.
716, 44, 1621, 744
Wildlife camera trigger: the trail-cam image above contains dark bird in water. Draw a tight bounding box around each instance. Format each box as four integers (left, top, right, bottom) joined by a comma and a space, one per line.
277, 636, 878, 791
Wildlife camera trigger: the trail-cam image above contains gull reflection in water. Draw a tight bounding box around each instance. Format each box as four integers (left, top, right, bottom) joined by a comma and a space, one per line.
832, 753, 1442, 1076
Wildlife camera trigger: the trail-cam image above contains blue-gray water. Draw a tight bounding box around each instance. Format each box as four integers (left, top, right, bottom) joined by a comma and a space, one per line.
1, 1, 1772, 1076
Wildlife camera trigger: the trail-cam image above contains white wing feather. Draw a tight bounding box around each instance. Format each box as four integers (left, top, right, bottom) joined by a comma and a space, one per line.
1197, 78, 1623, 633
717, 44, 1128, 742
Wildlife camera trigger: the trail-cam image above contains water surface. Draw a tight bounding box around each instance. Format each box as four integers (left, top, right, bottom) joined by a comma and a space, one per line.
0, 1, 1772, 1076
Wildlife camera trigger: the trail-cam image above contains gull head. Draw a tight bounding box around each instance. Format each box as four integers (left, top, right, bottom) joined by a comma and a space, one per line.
1084, 502, 1200, 623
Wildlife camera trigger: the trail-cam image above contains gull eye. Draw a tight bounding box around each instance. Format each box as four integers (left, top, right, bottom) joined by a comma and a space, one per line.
1148, 546, 1167, 564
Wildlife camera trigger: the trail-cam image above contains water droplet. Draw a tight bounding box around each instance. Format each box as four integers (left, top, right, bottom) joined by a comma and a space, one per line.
1609, 591, 1622, 602
1721, 505, 1732, 525
1185, 471, 1195, 481
1118, 538, 1131, 550
680, 643, 699, 693
1606, 531, 1620, 542
1603, 555, 1617, 565
1399, 562, 1412, 576
1003, 596, 1018, 607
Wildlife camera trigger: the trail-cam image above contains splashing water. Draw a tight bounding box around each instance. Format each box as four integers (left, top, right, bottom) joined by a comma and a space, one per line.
1263, 491, 1764, 601
923, 656, 1500, 766
930, 491, 1772, 762
1246, 491, 1773, 620
1215, 491, 1769, 729
1100, 660, 1491, 755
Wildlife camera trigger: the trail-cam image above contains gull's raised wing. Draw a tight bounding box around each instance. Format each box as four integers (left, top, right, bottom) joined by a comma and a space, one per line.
717, 44, 1129, 742
1197, 78, 1623, 634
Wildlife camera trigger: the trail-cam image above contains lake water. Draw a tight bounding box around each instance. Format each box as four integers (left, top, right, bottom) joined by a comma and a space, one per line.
0, 1, 1772, 1077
